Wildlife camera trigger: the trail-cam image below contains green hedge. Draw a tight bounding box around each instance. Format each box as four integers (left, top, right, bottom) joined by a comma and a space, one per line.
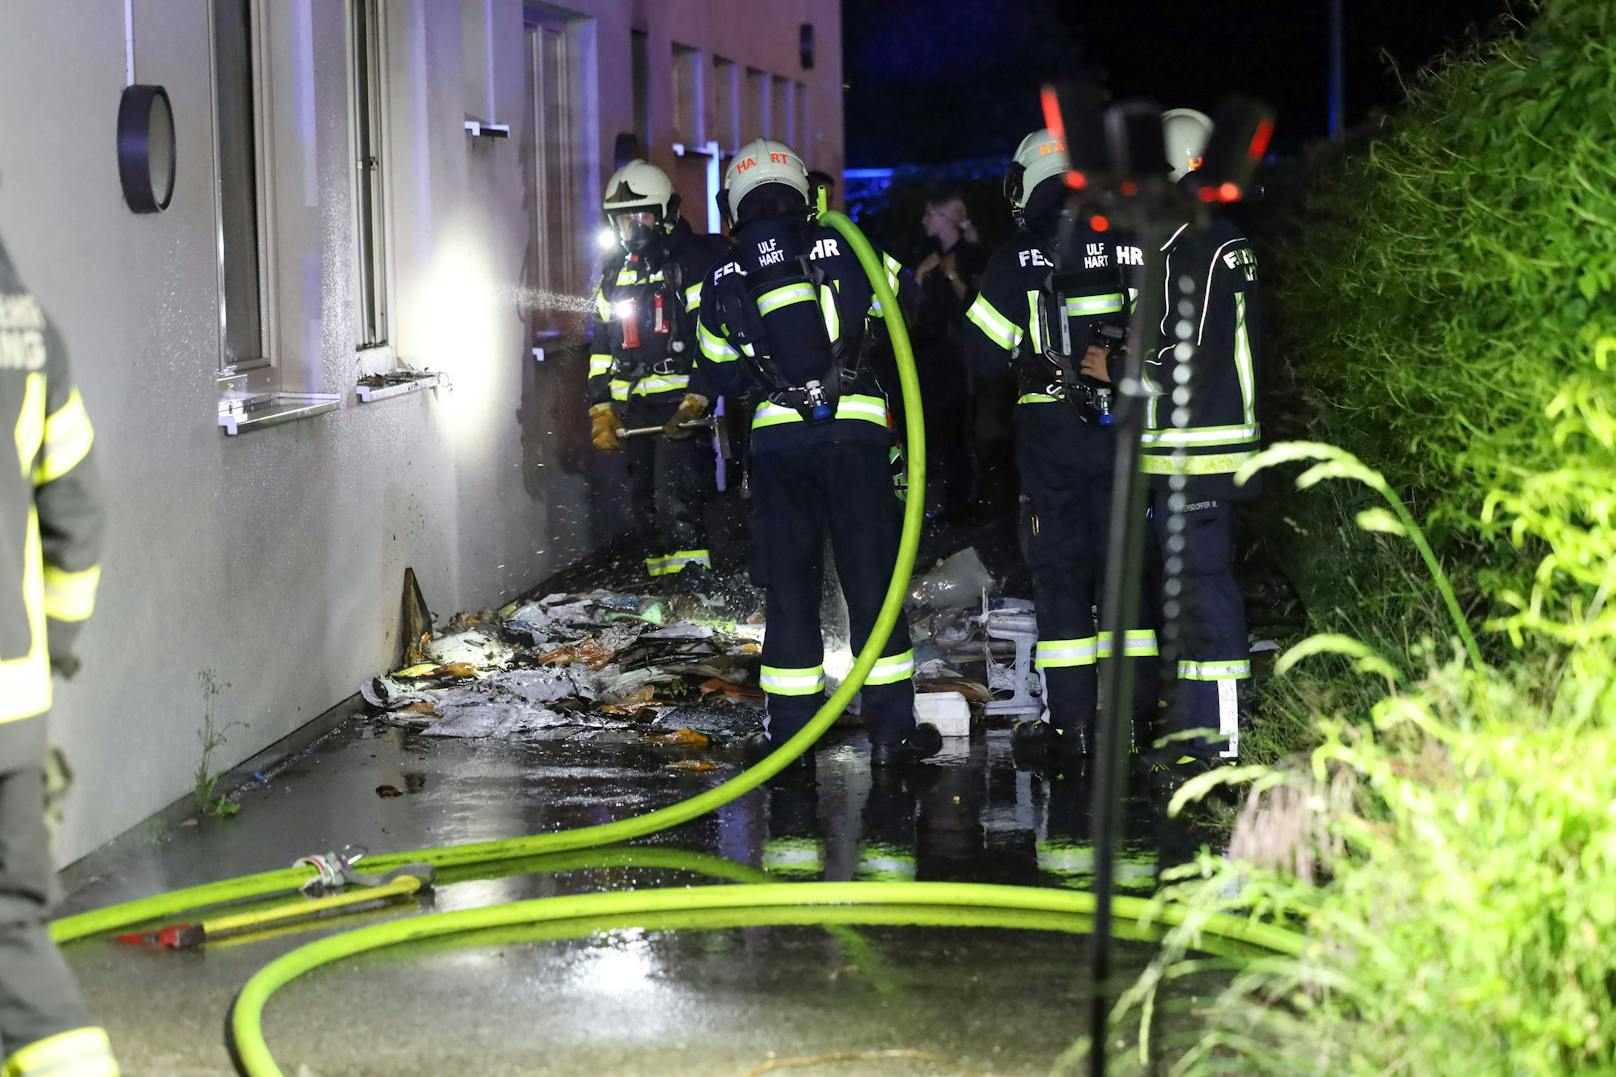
1260, 0, 1616, 666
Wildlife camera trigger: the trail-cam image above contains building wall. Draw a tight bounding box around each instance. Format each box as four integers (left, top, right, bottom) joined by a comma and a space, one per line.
0, 0, 841, 863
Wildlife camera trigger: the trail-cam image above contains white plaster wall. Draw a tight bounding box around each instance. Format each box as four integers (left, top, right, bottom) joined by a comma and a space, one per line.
0, 0, 843, 863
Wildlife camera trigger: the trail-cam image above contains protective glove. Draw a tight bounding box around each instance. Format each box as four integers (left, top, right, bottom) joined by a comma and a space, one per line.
662, 393, 709, 439
589, 402, 624, 451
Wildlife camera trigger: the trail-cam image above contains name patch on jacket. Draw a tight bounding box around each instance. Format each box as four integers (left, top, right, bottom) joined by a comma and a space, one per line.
756, 237, 786, 267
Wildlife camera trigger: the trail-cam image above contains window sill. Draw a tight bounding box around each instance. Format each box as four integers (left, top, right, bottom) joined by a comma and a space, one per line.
355, 370, 446, 403
218, 390, 342, 436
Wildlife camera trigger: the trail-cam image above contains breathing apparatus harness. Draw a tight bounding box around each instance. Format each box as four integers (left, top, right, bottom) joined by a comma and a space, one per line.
1023, 210, 1120, 426
1034, 264, 1119, 427
1007, 147, 1123, 426
604, 239, 692, 387
710, 210, 869, 425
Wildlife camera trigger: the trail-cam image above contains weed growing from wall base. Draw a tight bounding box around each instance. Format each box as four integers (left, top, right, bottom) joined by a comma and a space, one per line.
191, 670, 242, 818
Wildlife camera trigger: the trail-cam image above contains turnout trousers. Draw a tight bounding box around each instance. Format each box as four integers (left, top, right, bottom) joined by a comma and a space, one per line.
749, 440, 917, 747
0, 754, 118, 1075
1149, 493, 1249, 760
1150, 491, 1247, 760
1016, 406, 1157, 746
623, 397, 716, 579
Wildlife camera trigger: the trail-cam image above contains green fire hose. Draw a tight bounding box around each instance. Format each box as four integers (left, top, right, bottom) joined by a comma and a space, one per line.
226, 882, 1303, 1075
55, 210, 1302, 1076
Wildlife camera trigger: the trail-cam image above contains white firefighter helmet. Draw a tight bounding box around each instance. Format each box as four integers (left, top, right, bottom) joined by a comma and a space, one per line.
603, 160, 679, 253
721, 138, 809, 224
1005, 128, 1069, 212
1162, 108, 1214, 183
603, 159, 676, 219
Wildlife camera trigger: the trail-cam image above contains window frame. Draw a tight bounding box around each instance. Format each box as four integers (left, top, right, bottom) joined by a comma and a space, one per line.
671, 41, 703, 145
347, 0, 394, 352
712, 56, 740, 153
630, 28, 650, 153
744, 66, 770, 142
206, 0, 277, 378
795, 79, 810, 153
523, 7, 598, 333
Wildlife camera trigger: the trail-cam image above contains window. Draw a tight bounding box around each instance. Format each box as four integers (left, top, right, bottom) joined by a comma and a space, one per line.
713, 57, 739, 152
211, 0, 265, 372
796, 81, 810, 153
744, 67, 769, 141
772, 77, 792, 145
630, 29, 650, 151
351, 0, 388, 348
524, 11, 594, 333
462, 0, 493, 123
671, 43, 702, 144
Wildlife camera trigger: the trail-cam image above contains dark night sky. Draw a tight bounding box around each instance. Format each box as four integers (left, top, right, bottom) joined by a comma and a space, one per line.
844, 0, 1520, 166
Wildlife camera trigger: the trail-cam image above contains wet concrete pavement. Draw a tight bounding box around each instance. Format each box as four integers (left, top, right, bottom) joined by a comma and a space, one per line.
54, 506, 1235, 1075
58, 706, 1229, 1075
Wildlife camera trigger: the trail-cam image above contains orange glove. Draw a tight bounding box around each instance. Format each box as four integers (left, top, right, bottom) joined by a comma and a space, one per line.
662, 393, 709, 438
589, 403, 624, 451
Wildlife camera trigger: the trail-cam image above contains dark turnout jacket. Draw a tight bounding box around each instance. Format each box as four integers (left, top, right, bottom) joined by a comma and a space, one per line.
1140, 216, 1263, 500
0, 236, 104, 767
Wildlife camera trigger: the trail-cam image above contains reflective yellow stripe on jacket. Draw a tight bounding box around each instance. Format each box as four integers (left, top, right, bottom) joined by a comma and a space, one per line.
965, 294, 1021, 352
0, 508, 52, 722
44, 564, 100, 623
36, 387, 94, 485
14, 372, 45, 478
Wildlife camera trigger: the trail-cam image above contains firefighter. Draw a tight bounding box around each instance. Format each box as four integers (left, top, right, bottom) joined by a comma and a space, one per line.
696, 138, 941, 773
0, 234, 118, 1076
1086, 108, 1261, 764
587, 160, 730, 588
961, 129, 1157, 761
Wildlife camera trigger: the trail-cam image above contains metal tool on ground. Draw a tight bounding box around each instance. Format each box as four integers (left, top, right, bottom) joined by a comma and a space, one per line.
114, 865, 434, 950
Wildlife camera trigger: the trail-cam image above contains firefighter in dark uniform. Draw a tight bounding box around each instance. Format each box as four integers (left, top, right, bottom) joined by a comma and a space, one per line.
1089, 109, 1260, 763
587, 160, 730, 587
696, 138, 941, 772
0, 235, 119, 1076
962, 129, 1157, 761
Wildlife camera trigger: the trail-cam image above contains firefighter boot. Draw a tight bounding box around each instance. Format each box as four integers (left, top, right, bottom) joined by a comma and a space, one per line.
869, 722, 943, 769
